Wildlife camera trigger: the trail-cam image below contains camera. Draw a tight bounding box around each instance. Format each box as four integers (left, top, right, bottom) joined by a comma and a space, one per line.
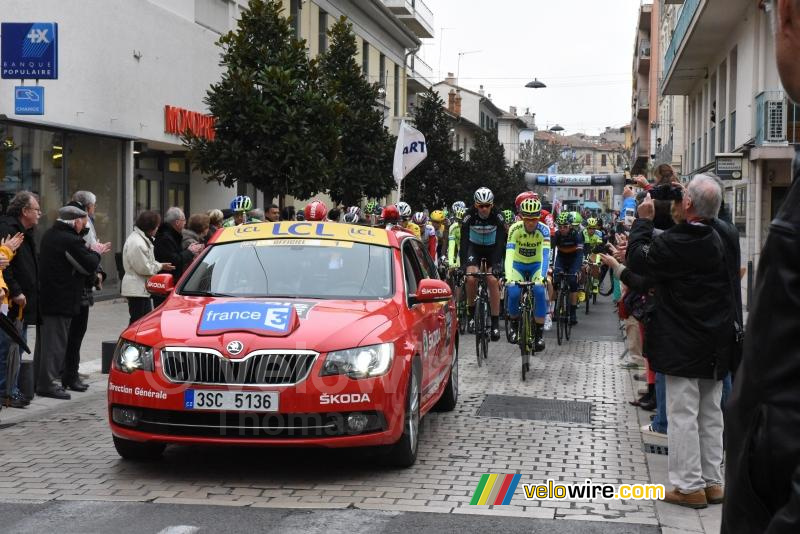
649, 184, 683, 201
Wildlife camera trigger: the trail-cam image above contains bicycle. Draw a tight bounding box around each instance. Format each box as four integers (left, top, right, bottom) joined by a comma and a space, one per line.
449, 268, 468, 335
502, 280, 514, 343
512, 280, 538, 381
553, 272, 577, 346
465, 261, 492, 367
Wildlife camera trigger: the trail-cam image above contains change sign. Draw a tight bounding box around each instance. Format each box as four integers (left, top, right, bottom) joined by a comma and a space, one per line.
1, 23, 59, 79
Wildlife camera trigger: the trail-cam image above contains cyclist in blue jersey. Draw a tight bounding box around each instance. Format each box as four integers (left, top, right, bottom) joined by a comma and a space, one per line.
458, 187, 507, 341
552, 212, 584, 325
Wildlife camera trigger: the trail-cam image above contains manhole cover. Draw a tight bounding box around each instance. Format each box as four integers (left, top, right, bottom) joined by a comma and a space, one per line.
643, 443, 669, 455
476, 395, 592, 424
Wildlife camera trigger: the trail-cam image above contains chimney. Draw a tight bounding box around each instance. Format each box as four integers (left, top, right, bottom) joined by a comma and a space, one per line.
446, 72, 456, 86
509, 106, 517, 116
478, 84, 485, 97
454, 90, 462, 115
448, 89, 456, 112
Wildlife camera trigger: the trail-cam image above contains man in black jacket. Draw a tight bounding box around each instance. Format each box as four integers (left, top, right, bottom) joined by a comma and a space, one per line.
0, 191, 40, 408
723, 1, 800, 530
153, 207, 202, 307
34, 206, 102, 400
626, 175, 733, 509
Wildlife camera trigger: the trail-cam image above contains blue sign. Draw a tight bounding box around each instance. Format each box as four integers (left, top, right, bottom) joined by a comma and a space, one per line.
14, 86, 44, 115
199, 302, 293, 335
1, 23, 59, 79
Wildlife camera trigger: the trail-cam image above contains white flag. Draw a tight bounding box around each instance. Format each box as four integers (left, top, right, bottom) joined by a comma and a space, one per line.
393, 121, 427, 186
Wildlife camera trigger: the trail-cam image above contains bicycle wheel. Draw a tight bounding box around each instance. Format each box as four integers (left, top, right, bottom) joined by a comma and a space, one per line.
565, 292, 573, 341
503, 285, 513, 343
475, 297, 486, 366
458, 289, 467, 335
585, 276, 592, 315
480, 297, 490, 360
556, 289, 565, 346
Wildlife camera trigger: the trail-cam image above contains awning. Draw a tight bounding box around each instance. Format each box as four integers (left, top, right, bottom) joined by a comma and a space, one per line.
582, 202, 603, 211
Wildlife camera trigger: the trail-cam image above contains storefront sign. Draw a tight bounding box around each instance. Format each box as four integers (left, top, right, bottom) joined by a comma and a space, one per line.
715, 153, 744, 180
164, 105, 216, 140
14, 86, 44, 114
1, 23, 58, 79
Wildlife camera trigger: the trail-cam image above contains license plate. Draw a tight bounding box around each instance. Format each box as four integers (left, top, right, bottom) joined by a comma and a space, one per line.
184, 390, 279, 412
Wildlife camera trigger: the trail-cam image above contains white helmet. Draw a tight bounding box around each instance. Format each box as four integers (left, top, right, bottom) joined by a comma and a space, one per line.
474, 187, 494, 204
397, 201, 412, 218
452, 201, 466, 213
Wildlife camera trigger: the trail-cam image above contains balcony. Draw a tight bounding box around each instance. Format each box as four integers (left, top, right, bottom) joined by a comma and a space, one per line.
407, 54, 433, 94
636, 90, 650, 120
382, 0, 434, 38
638, 2, 652, 31
638, 39, 651, 74
755, 90, 800, 147
662, 0, 751, 95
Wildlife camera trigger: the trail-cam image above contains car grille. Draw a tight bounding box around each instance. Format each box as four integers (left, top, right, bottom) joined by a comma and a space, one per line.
160, 349, 317, 386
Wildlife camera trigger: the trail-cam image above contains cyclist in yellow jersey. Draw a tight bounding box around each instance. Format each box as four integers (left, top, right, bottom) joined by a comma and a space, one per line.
582, 217, 606, 294
396, 201, 421, 237
505, 198, 550, 351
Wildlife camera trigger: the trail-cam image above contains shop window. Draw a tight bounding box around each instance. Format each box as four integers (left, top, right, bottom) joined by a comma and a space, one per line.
318, 10, 328, 53
168, 158, 187, 173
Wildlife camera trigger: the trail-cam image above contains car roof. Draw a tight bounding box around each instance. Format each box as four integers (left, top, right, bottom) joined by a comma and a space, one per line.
210, 221, 400, 248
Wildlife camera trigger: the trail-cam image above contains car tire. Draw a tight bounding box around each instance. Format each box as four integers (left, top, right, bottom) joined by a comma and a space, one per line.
384, 359, 421, 468
113, 436, 166, 461
434, 347, 458, 412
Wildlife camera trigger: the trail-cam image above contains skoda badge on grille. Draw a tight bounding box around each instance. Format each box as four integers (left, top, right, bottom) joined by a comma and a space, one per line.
226, 340, 244, 355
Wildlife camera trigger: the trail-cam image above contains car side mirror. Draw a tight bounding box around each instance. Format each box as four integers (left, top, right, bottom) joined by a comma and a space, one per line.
412, 279, 452, 304
146, 274, 175, 296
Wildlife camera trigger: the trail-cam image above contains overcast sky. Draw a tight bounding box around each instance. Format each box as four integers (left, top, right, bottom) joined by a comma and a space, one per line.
419, 0, 643, 135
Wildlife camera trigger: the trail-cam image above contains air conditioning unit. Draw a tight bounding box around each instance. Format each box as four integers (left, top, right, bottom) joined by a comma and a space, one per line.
764, 98, 787, 144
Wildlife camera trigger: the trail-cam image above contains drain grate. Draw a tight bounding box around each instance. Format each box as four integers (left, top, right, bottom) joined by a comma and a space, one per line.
643, 442, 669, 455
476, 394, 592, 424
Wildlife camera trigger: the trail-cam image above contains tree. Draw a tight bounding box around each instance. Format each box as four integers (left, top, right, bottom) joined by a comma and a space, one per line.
183, 0, 340, 204
517, 138, 584, 174
466, 128, 523, 208
403, 90, 466, 210
319, 17, 395, 206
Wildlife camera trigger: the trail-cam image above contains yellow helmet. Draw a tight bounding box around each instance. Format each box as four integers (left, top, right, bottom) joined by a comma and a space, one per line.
430, 210, 446, 223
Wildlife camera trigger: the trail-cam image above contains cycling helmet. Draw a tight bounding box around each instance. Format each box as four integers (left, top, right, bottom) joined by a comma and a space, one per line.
474, 187, 494, 205
295, 211, 305, 221
586, 217, 599, 229
556, 212, 571, 226
397, 201, 412, 218
514, 191, 537, 211
347, 206, 362, 219
343, 212, 360, 224
571, 211, 583, 225
502, 209, 515, 225
454, 207, 466, 221
412, 211, 428, 225
230, 195, 253, 212
452, 201, 466, 213
430, 210, 446, 223
304, 200, 328, 222
382, 204, 400, 223
519, 198, 542, 218
365, 200, 378, 214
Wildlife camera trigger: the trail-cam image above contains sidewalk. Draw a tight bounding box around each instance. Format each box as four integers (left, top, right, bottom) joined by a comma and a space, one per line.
0, 299, 129, 426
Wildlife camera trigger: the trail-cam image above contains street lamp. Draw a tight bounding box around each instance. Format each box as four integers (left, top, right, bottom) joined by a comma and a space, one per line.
550, 124, 565, 133
525, 78, 546, 89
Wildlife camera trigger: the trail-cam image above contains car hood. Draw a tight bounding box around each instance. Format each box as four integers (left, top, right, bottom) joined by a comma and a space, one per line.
131, 296, 400, 354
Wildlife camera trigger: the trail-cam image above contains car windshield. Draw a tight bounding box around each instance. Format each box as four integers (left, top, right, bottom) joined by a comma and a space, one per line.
180, 240, 393, 300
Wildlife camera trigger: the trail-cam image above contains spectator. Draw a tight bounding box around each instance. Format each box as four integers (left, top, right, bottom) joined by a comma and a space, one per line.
265, 203, 280, 222
0, 233, 25, 410
625, 175, 734, 509
249, 208, 265, 222
0, 191, 41, 407
34, 206, 102, 400
62, 192, 112, 392
207, 209, 224, 239
153, 207, 201, 307
328, 207, 341, 223
182, 214, 210, 250
121, 211, 174, 324
280, 206, 295, 221
723, 1, 800, 530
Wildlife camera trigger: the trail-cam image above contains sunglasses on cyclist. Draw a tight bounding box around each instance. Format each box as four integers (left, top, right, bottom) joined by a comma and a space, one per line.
475, 203, 493, 209
521, 215, 540, 221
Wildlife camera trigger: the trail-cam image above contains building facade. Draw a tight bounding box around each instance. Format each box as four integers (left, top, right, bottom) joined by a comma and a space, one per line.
1, 0, 425, 294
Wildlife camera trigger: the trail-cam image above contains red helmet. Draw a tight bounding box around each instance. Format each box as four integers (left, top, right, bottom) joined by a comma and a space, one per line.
304, 200, 328, 221
515, 191, 538, 211
381, 204, 400, 223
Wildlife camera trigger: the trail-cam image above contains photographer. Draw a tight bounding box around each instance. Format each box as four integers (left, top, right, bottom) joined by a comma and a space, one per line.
625, 174, 734, 509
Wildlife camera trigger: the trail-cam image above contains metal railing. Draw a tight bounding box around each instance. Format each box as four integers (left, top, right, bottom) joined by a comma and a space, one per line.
410, 0, 433, 26
408, 54, 433, 81
662, 0, 701, 86
639, 39, 651, 58
637, 90, 650, 110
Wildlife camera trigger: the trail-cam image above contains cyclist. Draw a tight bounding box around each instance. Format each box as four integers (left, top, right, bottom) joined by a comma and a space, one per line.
459, 187, 507, 341
505, 198, 550, 351
343, 206, 362, 224
582, 217, 606, 296
397, 202, 421, 238
570, 210, 583, 232
413, 211, 437, 260
552, 212, 584, 326
303, 200, 328, 222
223, 195, 259, 227
514, 191, 538, 213
430, 209, 448, 262
365, 200, 379, 226
502, 209, 515, 230
448, 207, 465, 269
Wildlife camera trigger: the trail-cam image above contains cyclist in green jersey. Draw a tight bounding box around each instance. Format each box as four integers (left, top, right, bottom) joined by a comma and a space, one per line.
582, 217, 606, 295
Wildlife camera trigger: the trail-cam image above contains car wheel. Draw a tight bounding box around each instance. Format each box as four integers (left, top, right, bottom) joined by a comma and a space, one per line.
384, 360, 421, 467
113, 436, 166, 461
434, 346, 458, 412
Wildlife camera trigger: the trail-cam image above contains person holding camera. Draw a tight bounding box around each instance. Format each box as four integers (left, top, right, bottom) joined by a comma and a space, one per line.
625, 175, 734, 509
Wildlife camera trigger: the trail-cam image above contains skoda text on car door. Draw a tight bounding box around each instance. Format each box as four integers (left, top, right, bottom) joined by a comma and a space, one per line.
108, 221, 458, 467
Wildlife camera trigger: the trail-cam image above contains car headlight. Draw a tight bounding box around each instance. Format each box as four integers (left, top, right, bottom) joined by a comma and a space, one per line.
114, 339, 154, 374
320, 343, 394, 379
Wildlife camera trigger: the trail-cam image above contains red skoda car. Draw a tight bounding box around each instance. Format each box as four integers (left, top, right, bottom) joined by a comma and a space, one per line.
108, 221, 458, 467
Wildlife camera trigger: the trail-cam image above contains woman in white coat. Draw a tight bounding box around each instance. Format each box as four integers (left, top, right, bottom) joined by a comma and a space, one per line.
121, 211, 174, 324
